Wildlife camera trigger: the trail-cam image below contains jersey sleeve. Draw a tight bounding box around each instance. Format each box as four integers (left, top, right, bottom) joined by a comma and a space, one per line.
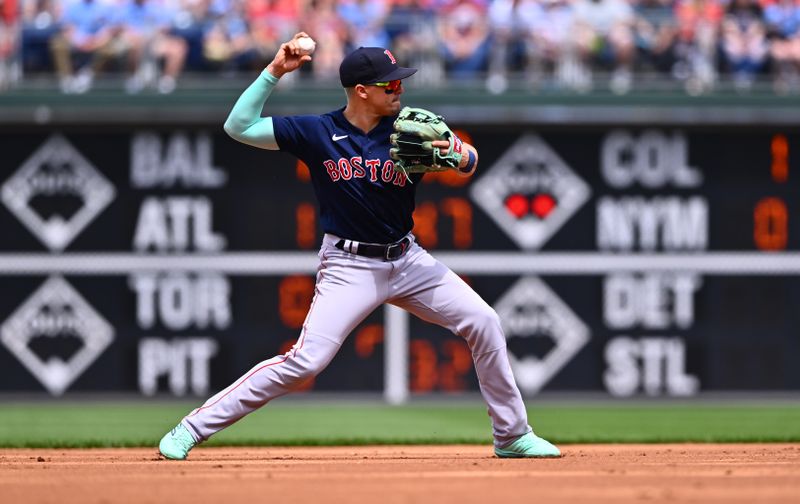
271, 115, 323, 159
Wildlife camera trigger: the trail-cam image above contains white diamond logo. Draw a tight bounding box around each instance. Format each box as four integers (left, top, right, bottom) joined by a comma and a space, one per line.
470, 134, 591, 250
1, 276, 114, 395
495, 276, 589, 395
1, 135, 115, 251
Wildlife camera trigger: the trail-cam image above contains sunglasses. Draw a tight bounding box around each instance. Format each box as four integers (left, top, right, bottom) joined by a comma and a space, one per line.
370, 80, 402, 94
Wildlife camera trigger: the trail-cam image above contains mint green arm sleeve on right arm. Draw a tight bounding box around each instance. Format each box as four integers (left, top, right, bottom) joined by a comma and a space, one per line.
223, 70, 281, 150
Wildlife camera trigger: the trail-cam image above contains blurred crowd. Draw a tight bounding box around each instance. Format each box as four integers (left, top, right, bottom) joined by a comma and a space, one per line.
2, 0, 800, 94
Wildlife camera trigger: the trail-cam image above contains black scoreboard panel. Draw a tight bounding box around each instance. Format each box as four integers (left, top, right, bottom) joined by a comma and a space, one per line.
1, 127, 798, 397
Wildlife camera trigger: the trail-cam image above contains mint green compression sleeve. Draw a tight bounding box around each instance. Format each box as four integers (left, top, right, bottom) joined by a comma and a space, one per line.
223, 70, 280, 150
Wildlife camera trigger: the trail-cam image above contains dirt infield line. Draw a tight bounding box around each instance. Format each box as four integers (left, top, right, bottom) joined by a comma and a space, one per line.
1, 444, 798, 504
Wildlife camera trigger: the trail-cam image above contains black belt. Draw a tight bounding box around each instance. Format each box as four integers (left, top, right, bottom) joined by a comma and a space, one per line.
335, 236, 412, 261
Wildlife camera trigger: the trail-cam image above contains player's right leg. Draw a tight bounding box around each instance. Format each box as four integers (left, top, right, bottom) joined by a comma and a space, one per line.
159, 235, 392, 459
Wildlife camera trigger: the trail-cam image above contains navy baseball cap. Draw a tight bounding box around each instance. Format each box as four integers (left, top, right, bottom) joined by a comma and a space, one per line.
339, 47, 417, 87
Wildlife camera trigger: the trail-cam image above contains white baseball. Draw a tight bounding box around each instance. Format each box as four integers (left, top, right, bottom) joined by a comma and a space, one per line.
297, 37, 316, 55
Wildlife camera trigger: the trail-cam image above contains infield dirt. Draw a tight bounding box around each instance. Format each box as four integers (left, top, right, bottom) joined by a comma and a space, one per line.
1, 444, 798, 504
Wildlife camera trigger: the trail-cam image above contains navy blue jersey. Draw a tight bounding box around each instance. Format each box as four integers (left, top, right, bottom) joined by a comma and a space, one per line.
273, 108, 424, 243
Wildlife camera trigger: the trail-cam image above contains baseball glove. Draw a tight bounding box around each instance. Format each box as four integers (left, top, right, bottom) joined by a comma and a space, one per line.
390, 107, 463, 181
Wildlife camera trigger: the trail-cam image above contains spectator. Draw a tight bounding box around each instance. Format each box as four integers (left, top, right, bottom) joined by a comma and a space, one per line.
385, 0, 441, 85
247, 0, 298, 64
299, 0, 347, 80
486, 0, 543, 93
337, 0, 391, 50
168, 0, 216, 71
385, 0, 434, 50
633, 0, 679, 76
437, 0, 491, 79
21, 0, 61, 74
49, 0, 123, 93
203, 0, 259, 71
115, 0, 188, 93
530, 0, 579, 89
573, 0, 637, 93
674, 0, 724, 92
763, 0, 800, 92
721, 0, 768, 88
1, 0, 20, 89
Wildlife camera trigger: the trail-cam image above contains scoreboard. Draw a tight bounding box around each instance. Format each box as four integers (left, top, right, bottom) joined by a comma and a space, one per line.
0, 126, 798, 399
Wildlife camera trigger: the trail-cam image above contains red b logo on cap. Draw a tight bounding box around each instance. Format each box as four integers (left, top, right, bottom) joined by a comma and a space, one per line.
384, 50, 396, 65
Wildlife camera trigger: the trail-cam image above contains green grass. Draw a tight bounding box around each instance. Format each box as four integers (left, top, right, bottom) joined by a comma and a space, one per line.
0, 401, 799, 448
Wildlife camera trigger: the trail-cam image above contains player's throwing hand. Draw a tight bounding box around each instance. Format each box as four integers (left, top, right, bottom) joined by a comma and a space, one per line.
266, 32, 314, 78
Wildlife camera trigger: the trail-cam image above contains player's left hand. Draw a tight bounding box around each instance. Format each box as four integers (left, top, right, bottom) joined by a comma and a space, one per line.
431, 140, 478, 176
431, 140, 449, 154
390, 107, 463, 178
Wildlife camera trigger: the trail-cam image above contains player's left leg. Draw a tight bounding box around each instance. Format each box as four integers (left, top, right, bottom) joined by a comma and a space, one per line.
159, 236, 393, 459
388, 241, 559, 457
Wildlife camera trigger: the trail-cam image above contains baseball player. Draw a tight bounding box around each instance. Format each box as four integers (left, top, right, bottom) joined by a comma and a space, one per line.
158, 32, 560, 460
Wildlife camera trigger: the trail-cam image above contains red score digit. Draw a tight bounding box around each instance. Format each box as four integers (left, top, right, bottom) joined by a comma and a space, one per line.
770, 134, 788, 183
753, 197, 788, 251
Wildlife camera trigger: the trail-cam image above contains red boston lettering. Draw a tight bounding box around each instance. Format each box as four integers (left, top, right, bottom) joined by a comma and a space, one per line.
323, 159, 340, 181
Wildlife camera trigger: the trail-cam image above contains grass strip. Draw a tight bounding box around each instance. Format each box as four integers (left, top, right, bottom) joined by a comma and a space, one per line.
0, 402, 798, 448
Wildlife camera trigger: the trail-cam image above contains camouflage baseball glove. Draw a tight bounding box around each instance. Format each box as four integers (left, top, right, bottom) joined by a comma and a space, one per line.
390, 107, 463, 181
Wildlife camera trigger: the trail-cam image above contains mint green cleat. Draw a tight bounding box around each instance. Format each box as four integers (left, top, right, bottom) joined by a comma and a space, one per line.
158, 424, 196, 460
494, 432, 561, 458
